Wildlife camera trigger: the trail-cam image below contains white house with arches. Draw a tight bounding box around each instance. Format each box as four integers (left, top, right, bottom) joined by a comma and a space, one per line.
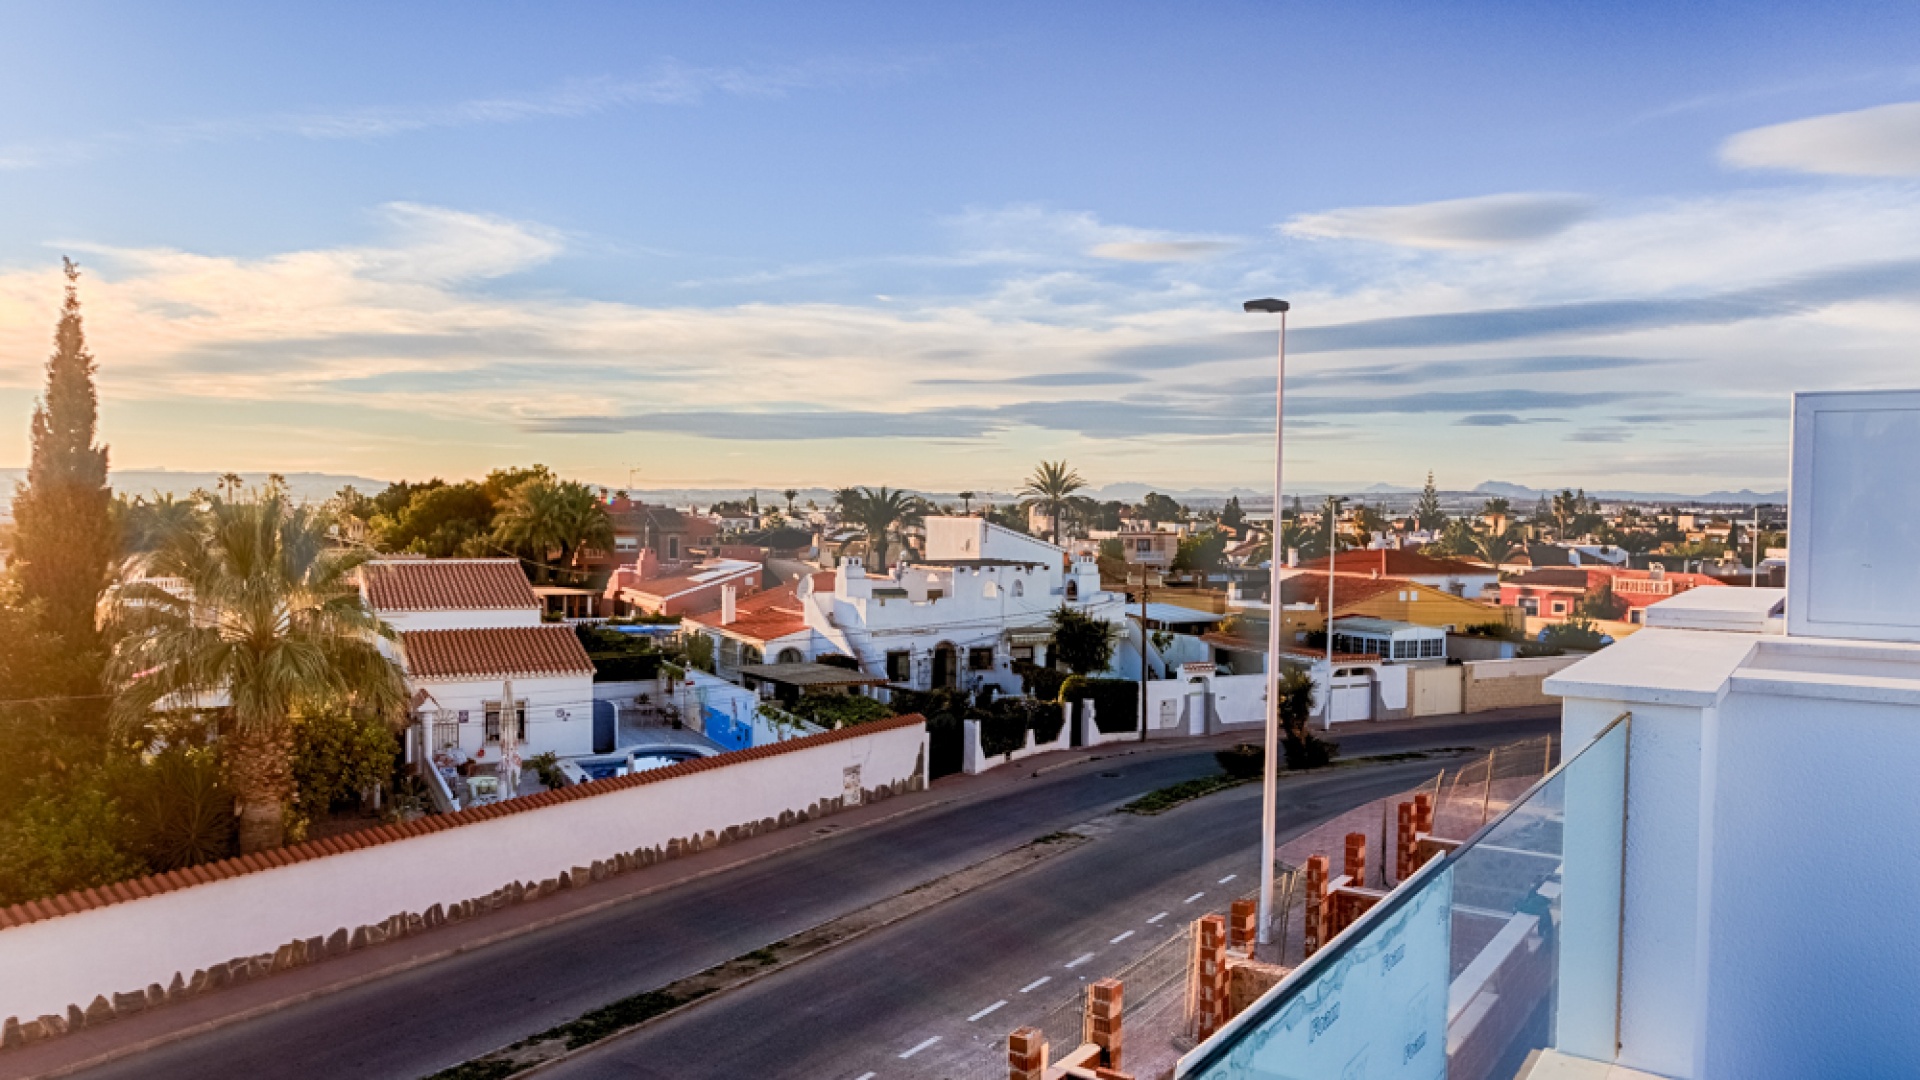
685, 516, 1129, 693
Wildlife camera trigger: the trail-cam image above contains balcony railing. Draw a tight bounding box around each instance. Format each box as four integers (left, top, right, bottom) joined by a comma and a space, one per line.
1178, 713, 1630, 1080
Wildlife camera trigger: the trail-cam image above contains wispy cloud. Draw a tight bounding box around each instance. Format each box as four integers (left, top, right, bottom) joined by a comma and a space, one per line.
1721, 101, 1920, 176
1284, 193, 1597, 250
0, 60, 914, 171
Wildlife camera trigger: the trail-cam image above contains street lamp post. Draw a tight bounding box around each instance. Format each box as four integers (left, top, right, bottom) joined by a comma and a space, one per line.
1244, 297, 1289, 947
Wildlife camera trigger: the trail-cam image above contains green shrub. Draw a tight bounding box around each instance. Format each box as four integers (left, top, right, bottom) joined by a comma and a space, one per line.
978, 710, 1028, 757
783, 693, 896, 730
590, 652, 662, 682
0, 783, 143, 907
1215, 743, 1263, 779
527, 751, 568, 790
1016, 662, 1068, 702
1062, 677, 1139, 734
120, 746, 236, 871
292, 709, 400, 812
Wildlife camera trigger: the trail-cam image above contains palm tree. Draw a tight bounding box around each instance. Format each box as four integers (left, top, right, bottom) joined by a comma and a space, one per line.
218, 472, 243, 499
1021, 461, 1086, 544
1480, 497, 1513, 536
493, 478, 612, 581
844, 486, 920, 568
106, 493, 406, 853
1473, 527, 1520, 571
782, 488, 798, 515
958, 491, 976, 514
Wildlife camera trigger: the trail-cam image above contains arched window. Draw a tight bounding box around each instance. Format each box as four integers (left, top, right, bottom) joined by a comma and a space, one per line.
1066, 580, 1079, 601
742, 645, 764, 666
1011, 580, 1025, 598
777, 647, 803, 664
983, 580, 1001, 599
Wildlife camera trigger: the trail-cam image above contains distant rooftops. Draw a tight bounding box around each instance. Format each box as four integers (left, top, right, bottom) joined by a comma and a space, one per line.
362, 559, 537, 612
1295, 549, 1489, 578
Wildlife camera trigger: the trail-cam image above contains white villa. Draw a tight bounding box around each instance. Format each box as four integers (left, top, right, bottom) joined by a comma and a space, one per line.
361, 558, 596, 763
686, 516, 1129, 694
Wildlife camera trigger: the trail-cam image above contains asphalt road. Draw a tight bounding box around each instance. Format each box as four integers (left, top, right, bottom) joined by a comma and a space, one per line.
66, 712, 1554, 1080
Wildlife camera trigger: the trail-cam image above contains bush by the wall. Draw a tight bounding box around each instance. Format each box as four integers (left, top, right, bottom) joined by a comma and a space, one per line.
589, 652, 662, 683
1016, 662, 1068, 703
1063, 677, 1140, 734
1214, 743, 1263, 779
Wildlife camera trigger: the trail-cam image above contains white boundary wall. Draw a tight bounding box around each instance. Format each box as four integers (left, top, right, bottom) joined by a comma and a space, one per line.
962, 706, 1071, 774
0, 719, 927, 1024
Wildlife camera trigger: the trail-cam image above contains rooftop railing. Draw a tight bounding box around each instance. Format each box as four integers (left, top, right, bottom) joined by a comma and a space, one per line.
1178, 713, 1630, 1080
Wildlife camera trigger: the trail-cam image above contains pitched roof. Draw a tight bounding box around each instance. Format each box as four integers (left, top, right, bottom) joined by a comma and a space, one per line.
683, 582, 809, 643
1506, 567, 1596, 589
622, 560, 760, 601
400, 626, 594, 680
1276, 572, 1405, 608
362, 559, 537, 612
1295, 549, 1489, 578
0, 712, 929, 934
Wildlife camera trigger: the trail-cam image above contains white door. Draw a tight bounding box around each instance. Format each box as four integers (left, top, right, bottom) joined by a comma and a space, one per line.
1330, 672, 1374, 723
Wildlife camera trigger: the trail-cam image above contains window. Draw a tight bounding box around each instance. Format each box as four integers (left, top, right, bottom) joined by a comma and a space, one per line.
615, 537, 639, 551
484, 700, 527, 743
886, 650, 912, 682
1551, 600, 1568, 615
668, 536, 679, 559
1136, 538, 1153, 553
968, 647, 995, 671
1011, 580, 1024, 598
1420, 637, 1443, 659
777, 647, 804, 664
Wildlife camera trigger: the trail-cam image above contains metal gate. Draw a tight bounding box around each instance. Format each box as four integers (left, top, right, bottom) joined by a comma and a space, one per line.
927, 715, 964, 779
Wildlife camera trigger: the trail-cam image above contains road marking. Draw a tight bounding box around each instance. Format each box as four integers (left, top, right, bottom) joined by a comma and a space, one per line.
854, 1074, 877, 1080
1065, 952, 1095, 969
969, 1000, 1008, 1022
1147, 912, 1168, 924
1184, 891, 1206, 903
1110, 930, 1135, 944
1020, 976, 1051, 993
900, 1036, 941, 1059
1218, 874, 1238, 884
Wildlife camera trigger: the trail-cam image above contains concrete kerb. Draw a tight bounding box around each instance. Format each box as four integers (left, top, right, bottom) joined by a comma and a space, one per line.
4, 737, 1215, 1080
3, 790, 970, 1080
5, 707, 1554, 1080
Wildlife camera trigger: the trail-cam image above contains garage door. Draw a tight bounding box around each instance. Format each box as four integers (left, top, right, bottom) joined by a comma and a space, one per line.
1330, 675, 1374, 723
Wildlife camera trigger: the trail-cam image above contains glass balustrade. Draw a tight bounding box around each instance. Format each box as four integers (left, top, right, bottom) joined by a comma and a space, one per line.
1181, 715, 1630, 1080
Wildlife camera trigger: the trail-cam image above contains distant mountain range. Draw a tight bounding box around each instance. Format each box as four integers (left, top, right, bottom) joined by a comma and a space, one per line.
1471, 480, 1786, 505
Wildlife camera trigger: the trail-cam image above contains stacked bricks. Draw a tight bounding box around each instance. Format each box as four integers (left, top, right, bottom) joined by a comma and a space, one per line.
1195, 913, 1230, 1038
1413, 792, 1434, 836
1396, 801, 1417, 883
1228, 898, 1258, 954
1088, 978, 1124, 1070
1303, 855, 1330, 957
1344, 831, 1368, 891
1008, 1026, 1047, 1080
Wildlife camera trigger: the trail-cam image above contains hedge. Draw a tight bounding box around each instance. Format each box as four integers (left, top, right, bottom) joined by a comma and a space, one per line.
1062, 677, 1140, 734
589, 652, 663, 683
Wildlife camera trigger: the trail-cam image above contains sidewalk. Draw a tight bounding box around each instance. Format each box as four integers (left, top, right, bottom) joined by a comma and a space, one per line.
0, 705, 1556, 1079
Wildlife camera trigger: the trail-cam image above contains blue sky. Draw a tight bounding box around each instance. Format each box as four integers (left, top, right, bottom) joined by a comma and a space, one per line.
4, 2, 1920, 494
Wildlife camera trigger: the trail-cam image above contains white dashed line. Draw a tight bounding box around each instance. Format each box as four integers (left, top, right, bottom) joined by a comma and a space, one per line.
854, 1073, 877, 1080
900, 1036, 941, 1059
1110, 930, 1135, 944
1184, 891, 1206, 903
1147, 912, 1168, 924
1218, 874, 1238, 884
1021, 976, 1051, 993
969, 1000, 1008, 1022
1065, 952, 1095, 969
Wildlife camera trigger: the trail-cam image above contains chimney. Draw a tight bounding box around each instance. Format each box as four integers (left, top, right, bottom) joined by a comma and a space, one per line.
721, 584, 737, 625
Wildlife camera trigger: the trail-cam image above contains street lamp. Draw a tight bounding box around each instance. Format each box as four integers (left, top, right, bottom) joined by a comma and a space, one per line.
1244, 297, 1289, 946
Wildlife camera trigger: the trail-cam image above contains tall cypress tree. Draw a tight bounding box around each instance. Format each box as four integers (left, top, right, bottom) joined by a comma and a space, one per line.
13, 258, 113, 645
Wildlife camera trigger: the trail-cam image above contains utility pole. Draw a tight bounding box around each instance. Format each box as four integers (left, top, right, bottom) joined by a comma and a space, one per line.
1244, 297, 1289, 949
1752, 505, 1761, 587
1137, 567, 1151, 742
1324, 496, 1344, 731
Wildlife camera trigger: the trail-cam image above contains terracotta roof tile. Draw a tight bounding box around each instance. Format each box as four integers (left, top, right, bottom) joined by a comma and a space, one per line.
401, 626, 595, 680
683, 582, 810, 643
362, 559, 538, 613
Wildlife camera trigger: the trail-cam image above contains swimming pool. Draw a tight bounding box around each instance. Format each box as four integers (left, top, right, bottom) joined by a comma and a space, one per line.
574, 747, 708, 782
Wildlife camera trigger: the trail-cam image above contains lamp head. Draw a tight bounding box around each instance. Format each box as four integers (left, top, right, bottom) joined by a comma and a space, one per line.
1242, 298, 1290, 314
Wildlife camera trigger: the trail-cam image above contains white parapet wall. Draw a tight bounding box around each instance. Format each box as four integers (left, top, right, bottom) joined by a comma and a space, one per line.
962, 706, 1071, 774
0, 714, 928, 1029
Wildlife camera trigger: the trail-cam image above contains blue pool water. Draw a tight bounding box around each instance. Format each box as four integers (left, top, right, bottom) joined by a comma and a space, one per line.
576, 748, 706, 781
